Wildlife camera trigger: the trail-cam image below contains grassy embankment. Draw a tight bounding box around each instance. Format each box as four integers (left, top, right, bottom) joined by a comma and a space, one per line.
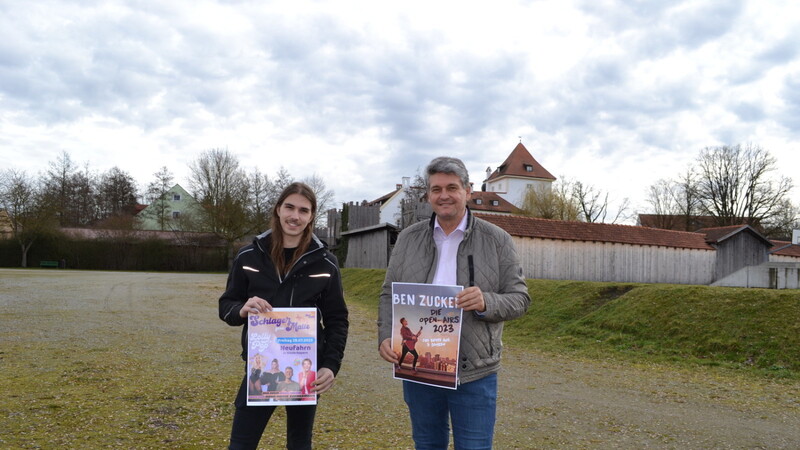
342, 268, 800, 379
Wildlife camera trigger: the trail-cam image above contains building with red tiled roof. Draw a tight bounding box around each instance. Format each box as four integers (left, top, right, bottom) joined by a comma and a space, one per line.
483, 142, 556, 208
482, 214, 714, 250
770, 240, 800, 261
469, 192, 522, 215
476, 213, 717, 285
476, 214, 799, 287
638, 214, 763, 233
638, 214, 719, 232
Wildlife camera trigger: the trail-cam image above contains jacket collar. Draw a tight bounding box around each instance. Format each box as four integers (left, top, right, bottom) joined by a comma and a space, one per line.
253, 229, 326, 255
428, 207, 474, 235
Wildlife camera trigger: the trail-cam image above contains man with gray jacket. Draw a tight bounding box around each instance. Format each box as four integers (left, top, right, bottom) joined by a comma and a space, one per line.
378, 156, 531, 449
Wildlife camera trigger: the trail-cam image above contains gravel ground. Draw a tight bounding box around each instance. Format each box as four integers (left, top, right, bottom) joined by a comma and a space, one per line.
339, 300, 800, 449
1, 269, 798, 449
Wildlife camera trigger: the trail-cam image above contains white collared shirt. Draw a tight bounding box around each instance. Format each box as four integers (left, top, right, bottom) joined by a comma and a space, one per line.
432, 212, 468, 286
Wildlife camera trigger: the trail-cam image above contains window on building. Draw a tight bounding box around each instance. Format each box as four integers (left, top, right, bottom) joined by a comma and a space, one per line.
491, 200, 499, 206
524, 164, 533, 172
475, 199, 482, 205
172, 211, 181, 219
173, 194, 182, 201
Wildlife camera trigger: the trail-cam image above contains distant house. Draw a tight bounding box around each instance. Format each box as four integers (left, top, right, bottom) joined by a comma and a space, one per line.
368, 178, 414, 226
136, 184, 207, 232
482, 142, 556, 208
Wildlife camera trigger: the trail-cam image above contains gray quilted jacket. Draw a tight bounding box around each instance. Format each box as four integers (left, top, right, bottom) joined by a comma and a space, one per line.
378, 210, 531, 384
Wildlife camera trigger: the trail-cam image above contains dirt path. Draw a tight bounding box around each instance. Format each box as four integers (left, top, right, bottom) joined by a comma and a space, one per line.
2, 269, 798, 449
494, 346, 799, 448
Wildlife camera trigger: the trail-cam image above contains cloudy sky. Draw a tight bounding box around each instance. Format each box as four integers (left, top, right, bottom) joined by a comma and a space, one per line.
1, 0, 798, 221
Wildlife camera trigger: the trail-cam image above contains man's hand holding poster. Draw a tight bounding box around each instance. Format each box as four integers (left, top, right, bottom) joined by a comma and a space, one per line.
246, 308, 317, 406
391, 282, 463, 389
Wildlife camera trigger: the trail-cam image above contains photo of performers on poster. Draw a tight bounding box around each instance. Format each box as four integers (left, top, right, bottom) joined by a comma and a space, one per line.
246, 308, 318, 406
391, 282, 463, 389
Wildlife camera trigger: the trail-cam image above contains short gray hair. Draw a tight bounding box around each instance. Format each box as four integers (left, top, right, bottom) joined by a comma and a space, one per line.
425, 157, 470, 190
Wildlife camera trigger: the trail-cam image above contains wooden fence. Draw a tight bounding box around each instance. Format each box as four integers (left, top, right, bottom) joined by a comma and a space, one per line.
513, 237, 717, 285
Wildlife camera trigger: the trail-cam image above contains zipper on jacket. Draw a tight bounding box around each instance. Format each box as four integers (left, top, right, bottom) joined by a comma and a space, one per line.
281, 245, 325, 306
283, 246, 322, 281
485, 322, 494, 357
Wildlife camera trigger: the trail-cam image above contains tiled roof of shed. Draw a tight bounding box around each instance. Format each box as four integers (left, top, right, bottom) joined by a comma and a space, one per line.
770, 240, 800, 257
697, 224, 773, 246
476, 213, 715, 250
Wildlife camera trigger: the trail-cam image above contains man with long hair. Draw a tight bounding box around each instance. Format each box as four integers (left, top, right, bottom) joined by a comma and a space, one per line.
219, 182, 349, 450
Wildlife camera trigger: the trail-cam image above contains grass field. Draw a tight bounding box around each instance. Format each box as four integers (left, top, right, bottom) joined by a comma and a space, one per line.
2, 268, 799, 449
342, 268, 800, 378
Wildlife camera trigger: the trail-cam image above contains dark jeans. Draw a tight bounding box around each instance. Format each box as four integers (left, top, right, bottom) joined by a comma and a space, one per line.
400, 344, 419, 369
229, 375, 317, 450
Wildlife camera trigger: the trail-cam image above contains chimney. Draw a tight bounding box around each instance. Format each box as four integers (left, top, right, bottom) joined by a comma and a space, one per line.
793, 229, 800, 245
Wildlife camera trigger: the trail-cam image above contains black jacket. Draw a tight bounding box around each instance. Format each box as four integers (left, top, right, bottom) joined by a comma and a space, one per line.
219, 231, 349, 375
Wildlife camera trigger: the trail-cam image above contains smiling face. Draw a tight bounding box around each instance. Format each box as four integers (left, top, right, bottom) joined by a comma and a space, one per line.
302, 359, 311, 371
276, 193, 314, 247
428, 172, 471, 227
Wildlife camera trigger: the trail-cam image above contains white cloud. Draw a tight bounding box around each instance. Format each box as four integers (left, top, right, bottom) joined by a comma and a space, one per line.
1, 0, 799, 218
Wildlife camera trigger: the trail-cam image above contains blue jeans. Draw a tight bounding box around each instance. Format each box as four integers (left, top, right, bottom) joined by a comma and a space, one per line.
403, 373, 497, 450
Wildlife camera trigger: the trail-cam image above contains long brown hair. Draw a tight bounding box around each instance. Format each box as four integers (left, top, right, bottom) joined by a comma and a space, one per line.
270, 182, 317, 275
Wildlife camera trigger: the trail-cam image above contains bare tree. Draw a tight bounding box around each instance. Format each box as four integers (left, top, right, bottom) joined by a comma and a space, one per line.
645, 179, 680, 229
696, 144, 793, 232
521, 178, 580, 221
0, 170, 57, 267
188, 148, 251, 264
761, 199, 799, 240
302, 173, 335, 226
400, 171, 428, 228
270, 166, 294, 205
248, 168, 275, 233
572, 181, 629, 224
672, 168, 702, 231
